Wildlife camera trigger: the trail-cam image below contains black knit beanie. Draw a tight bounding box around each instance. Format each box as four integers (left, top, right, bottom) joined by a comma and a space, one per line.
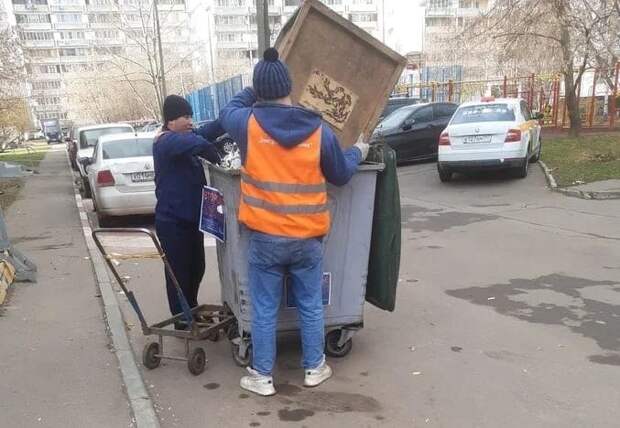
163, 95, 193, 124
253, 48, 292, 100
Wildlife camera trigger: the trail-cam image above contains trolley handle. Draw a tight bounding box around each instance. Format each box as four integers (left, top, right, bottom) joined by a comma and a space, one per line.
91, 228, 194, 330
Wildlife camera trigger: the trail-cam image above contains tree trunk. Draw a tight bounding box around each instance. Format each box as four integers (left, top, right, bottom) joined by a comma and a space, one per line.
556, 0, 581, 137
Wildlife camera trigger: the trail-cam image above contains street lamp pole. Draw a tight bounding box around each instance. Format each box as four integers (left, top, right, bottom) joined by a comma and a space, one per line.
206, 5, 216, 83
154, 0, 167, 99
256, 0, 269, 56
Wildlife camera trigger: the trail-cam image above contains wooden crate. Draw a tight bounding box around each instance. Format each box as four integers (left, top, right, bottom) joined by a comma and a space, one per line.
276, 0, 406, 148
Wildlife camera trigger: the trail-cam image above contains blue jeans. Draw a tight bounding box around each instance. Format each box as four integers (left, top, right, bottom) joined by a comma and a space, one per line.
248, 231, 325, 376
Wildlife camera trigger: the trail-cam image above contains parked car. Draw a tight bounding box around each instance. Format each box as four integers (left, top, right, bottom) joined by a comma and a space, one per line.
76, 123, 134, 197
437, 97, 542, 182
371, 102, 458, 163
83, 132, 156, 226
379, 97, 419, 120
141, 121, 161, 133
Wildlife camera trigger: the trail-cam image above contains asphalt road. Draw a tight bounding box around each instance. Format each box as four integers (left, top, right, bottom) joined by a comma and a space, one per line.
85, 161, 620, 428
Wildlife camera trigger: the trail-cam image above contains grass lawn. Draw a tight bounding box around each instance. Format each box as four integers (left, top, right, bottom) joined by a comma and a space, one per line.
0, 142, 51, 170
542, 133, 620, 187
0, 141, 50, 209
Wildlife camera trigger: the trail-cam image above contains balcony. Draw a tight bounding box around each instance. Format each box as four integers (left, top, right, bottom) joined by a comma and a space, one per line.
56, 38, 89, 47
12, 4, 50, 13
17, 22, 53, 31
23, 39, 56, 48
456, 7, 483, 17
216, 40, 256, 50
31, 88, 62, 96
27, 56, 60, 64
50, 4, 83, 12
86, 4, 117, 11
425, 7, 456, 17
53, 22, 87, 30
91, 38, 123, 46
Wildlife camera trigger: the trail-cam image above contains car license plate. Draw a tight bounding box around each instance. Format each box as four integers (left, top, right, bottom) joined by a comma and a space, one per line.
131, 171, 154, 182
463, 135, 492, 144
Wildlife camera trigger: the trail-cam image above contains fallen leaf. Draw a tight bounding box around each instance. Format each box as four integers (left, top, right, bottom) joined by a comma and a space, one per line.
487, 297, 496, 301
412, 371, 422, 376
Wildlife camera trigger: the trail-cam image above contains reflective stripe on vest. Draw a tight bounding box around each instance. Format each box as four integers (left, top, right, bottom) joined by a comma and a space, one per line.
238, 115, 329, 238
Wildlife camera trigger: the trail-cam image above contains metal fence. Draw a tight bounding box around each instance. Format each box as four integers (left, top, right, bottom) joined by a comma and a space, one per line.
395, 63, 620, 130
186, 74, 249, 122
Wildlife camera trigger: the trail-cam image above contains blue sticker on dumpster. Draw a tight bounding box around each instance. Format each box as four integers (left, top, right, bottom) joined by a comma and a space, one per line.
199, 185, 225, 242
284, 272, 331, 308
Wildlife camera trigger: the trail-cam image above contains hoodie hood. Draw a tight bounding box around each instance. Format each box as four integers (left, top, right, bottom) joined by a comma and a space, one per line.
252, 103, 322, 148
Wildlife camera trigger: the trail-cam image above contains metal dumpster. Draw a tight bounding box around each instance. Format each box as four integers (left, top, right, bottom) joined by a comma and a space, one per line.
203, 161, 383, 365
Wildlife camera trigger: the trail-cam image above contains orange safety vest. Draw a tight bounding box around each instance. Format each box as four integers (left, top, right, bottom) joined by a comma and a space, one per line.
239, 115, 329, 238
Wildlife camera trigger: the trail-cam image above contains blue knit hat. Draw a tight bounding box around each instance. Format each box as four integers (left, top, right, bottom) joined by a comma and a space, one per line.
253, 48, 292, 100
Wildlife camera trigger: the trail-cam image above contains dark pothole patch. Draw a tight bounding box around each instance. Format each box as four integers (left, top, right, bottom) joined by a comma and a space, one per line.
447, 273, 620, 362
203, 383, 220, 390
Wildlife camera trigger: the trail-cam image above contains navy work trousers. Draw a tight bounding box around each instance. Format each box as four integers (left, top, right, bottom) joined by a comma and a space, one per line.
155, 219, 205, 318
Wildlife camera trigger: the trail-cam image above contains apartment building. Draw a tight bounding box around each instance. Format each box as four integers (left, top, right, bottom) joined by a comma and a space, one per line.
9, 0, 190, 122
208, 0, 383, 79
424, 0, 491, 78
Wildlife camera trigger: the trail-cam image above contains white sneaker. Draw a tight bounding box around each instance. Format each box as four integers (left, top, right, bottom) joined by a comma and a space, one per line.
240, 367, 276, 396
304, 357, 333, 387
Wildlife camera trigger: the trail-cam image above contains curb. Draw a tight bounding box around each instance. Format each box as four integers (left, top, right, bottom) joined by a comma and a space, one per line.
538, 161, 620, 200
69, 162, 160, 427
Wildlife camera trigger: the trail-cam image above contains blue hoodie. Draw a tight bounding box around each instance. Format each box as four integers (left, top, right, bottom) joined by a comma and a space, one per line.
153, 121, 224, 224
219, 87, 362, 186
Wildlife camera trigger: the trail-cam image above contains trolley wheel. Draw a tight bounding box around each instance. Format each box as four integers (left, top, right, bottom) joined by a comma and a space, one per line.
325, 329, 353, 358
142, 342, 161, 370
230, 341, 252, 367
188, 347, 207, 375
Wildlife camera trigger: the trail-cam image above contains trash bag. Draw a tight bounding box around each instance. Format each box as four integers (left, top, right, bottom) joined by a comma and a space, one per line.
365, 143, 401, 312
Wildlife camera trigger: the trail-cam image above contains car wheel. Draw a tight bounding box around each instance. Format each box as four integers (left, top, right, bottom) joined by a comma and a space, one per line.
530, 140, 542, 163
437, 164, 452, 182
81, 176, 92, 198
96, 211, 112, 228
513, 153, 529, 179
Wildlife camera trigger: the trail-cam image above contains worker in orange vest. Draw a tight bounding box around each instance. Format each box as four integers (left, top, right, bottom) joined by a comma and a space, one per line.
219, 48, 369, 396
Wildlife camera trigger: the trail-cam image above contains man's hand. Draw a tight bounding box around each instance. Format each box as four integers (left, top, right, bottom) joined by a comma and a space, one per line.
354, 133, 369, 162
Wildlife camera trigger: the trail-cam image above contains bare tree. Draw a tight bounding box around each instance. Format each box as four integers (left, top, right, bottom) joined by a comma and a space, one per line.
0, 25, 31, 137
465, 0, 620, 136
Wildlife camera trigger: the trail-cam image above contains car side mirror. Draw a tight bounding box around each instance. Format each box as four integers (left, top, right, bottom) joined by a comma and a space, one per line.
79, 157, 92, 167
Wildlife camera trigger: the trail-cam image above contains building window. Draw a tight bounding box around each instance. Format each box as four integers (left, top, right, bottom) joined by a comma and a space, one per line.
214, 15, 246, 26
215, 0, 245, 6
15, 14, 51, 23
21, 31, 54, 40
59, 30, 85, 39
349, 13, 377, 23
429, 0, 451, 8
284, 0, 300, 6
13, 0, 48, 4
29, 48, 58, 57
323, 0, 343, 5
89, 13, 119, 23
351, 0, 373, 4
216, 32, 243, 42
95, 29, 119, 39
38, 65, 60, 73
32, 80, 62, 90
56, 13, 82, 23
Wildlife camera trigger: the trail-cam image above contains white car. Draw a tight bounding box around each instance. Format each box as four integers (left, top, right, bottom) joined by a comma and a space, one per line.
76, 123, 134, 196
84, 132, 156, 226
437, 98, 542, 182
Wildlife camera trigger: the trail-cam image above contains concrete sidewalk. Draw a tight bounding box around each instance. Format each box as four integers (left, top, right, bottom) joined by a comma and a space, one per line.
0, 146, 132, 427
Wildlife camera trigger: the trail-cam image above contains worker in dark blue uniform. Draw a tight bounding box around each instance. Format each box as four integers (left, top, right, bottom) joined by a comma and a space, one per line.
153, 95, 223, 328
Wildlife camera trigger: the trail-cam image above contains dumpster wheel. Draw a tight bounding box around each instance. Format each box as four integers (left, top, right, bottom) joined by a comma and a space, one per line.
325, 329, 353, 358
230, 340, 252, 367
